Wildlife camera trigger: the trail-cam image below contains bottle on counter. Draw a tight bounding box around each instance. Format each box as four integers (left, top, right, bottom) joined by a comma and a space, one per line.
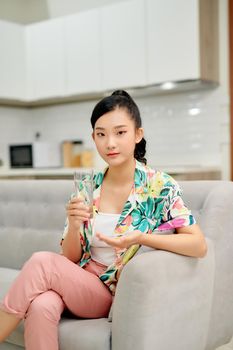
62, 140, 83, 167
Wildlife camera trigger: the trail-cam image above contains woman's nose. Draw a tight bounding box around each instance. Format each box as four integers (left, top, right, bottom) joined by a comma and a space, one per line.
106, 136, 116, 149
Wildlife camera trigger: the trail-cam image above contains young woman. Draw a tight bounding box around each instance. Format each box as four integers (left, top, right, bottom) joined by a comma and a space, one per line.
0, 90, 207, 350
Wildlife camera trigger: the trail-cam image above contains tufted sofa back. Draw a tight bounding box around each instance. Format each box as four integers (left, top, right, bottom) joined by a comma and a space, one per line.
0, 180, 73, 269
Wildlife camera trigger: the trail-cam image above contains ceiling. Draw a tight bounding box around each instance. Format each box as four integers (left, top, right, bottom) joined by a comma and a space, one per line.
0, 0, 127, 24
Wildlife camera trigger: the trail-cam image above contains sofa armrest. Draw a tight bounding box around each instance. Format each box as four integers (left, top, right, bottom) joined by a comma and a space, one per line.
111, 238, 215, 350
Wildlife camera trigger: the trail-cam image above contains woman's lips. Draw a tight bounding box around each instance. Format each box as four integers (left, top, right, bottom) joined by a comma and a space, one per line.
107, 152, 119, 157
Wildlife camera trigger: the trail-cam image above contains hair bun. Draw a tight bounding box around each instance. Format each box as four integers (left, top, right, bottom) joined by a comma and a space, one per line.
111, 90, 131, 100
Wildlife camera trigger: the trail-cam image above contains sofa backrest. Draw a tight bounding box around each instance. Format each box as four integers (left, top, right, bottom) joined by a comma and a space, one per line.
0, 180, 73, 269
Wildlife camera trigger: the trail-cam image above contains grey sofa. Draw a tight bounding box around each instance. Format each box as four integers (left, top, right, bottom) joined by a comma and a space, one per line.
0, 179, 233, 350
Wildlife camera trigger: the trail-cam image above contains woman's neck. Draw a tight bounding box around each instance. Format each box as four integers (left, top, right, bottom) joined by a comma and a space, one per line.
105, 158, 136, 185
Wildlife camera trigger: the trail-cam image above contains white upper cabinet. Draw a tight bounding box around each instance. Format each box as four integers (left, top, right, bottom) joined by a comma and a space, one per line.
0, 21, 26, 99
100, 0, 146, 91
146, 0, 199, 84
145, 0, 218, 85
64, 9, 101, 95
25, 18, 65, 100
0, 0, 219, 103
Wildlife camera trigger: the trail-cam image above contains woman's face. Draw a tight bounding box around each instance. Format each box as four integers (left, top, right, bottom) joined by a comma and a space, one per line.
92, 107, 143, 166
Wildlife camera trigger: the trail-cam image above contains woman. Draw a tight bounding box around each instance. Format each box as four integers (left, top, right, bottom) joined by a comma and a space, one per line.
0, 90, 207, 350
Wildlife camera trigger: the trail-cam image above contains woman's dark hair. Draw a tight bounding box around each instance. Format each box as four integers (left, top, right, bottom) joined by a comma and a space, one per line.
91, 90, 147, 165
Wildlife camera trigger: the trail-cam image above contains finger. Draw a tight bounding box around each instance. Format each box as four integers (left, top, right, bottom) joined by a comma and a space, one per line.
67, 209, 90, 218
96, 233, 121, 247
75, 216, 89, 222
67, 205, 89, 213
66, 204, 90, 213
67, 200, 86, 207
69, 214, 89, 222
66, 203, 89, 212
69, 197, 84, 204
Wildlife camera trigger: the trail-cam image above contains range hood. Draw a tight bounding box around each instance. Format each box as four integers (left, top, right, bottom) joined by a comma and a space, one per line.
0, 79, 219, 108
116, 79, 219, 99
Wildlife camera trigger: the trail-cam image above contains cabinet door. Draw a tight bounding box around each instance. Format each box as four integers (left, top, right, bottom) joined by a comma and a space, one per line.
64, 9, 101, 95
146, 0, 199, 84
26, 18, 65, 100
0, 21, 26, 99
101, 0, 146, 91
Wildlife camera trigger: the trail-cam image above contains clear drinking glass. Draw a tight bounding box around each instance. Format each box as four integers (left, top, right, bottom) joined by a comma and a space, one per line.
74, 170, 94, 218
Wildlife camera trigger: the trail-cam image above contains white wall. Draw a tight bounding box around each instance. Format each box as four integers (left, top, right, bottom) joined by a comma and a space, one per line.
0, 106, 30, 168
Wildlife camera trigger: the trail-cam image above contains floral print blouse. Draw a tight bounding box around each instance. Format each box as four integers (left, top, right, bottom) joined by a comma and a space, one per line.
61, 160, 195, 295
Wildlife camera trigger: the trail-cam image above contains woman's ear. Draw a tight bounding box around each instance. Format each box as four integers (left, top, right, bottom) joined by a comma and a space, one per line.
92, 132, 95, 141
135, 128, 144, 144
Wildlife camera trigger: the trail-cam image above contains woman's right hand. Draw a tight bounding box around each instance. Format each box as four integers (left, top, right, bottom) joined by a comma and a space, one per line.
66, 197, 90, 230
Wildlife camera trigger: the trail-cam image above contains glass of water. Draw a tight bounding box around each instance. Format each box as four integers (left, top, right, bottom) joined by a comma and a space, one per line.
74, 170, 94, 218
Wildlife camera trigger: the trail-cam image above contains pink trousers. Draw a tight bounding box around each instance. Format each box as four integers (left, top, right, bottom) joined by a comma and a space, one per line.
0, 251, 113, 350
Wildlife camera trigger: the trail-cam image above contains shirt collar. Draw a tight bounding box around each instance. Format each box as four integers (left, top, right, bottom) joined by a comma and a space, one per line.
93, 159, 149, 210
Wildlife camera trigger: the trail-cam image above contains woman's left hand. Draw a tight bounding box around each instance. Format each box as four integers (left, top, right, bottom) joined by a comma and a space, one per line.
96, 230, 142, 249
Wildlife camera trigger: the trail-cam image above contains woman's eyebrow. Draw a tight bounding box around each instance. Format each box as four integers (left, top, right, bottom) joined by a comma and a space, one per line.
95, 127, 105, 130
95, 125, 128, 130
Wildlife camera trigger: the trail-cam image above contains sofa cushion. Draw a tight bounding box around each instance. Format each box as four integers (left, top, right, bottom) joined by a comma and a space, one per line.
0, 267, 20, 301
3, 318, 111, 350
0, 268, 24, 348
59, 318, 111, 350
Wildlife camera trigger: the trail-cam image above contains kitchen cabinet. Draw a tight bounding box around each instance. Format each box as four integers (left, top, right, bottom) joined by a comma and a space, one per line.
0, 21, 26, 100
25, 18, 65, 100
145, 0, 219, 85
64, 9, 102, 95
100, 0, 146, 91
0, 0, 219, 105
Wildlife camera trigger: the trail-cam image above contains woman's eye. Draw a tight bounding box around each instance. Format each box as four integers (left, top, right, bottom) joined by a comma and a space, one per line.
117, 131, 127, 135
96, 132, 105, 137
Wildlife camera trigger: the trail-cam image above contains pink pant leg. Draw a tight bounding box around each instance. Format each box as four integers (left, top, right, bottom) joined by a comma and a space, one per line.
24, 291, 64, 350
1, 251, 112, 350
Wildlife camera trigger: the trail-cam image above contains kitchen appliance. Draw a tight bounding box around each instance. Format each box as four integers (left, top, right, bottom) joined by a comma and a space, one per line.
9, 142, 62, 168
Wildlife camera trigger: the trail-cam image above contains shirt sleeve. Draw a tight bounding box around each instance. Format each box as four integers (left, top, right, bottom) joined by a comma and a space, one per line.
158, 179, 196, 231
60, 191, 74, 246
60, 217, 69, 246
60, 215, 85, 247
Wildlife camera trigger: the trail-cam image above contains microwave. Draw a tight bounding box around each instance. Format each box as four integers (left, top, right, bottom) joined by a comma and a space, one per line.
9, 142, 62, 168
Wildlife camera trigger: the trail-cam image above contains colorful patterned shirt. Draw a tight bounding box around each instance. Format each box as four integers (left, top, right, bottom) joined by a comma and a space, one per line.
61, 160, 195, 295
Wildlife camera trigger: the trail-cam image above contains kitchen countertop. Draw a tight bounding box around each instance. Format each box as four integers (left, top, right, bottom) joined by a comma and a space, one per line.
0, 165, 222, 180
0, 167, 92, 176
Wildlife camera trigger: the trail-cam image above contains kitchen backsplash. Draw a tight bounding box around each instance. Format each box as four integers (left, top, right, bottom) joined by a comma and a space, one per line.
0, 86, 230, 178
138, 90, 223, 168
